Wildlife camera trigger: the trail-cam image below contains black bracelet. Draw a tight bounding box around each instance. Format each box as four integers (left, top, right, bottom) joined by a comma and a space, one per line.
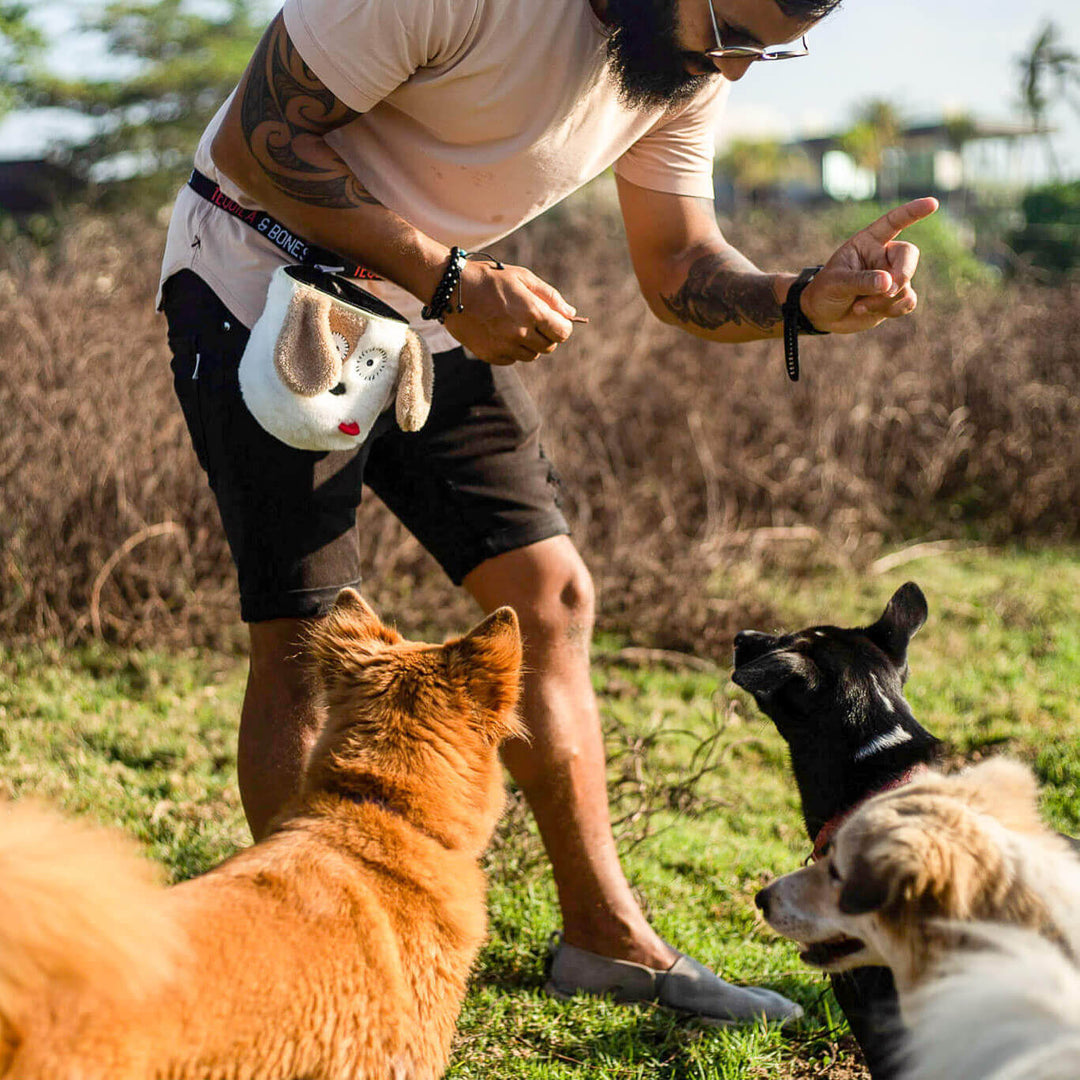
781, 265, 829, 382
421, 247, 505, 323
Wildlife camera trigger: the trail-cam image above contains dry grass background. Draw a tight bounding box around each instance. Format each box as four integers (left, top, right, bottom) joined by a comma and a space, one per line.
1, 190, 1077, 655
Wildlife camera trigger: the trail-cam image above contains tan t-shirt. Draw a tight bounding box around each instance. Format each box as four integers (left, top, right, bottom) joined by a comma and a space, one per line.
159, 0, 728, 349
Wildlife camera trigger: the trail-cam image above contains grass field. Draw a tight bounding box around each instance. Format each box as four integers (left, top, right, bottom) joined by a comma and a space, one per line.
2, 545, 1079, 1077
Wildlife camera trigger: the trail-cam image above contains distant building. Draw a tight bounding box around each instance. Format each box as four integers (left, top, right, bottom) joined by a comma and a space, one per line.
791, 118, 1052, 207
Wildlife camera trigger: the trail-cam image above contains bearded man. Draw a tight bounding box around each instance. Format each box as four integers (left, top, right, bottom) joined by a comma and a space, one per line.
159, 0, 935, 1026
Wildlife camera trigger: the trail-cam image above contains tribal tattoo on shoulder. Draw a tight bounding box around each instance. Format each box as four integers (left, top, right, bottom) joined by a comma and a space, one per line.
661, 252, 782, 332
239, 15, 382, 209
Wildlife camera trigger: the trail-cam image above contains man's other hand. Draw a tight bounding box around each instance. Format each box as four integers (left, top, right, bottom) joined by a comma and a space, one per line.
443, 261, 579, 365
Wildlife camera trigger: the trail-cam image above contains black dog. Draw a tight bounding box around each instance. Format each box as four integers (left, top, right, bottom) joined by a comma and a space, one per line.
732, 582, 941, 1080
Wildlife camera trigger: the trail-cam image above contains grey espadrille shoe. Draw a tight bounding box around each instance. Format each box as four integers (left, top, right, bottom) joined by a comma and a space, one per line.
544, 934, 803, 1027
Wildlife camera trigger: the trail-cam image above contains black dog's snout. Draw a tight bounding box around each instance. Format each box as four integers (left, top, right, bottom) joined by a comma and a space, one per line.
733, 630, 773, 667
754, 886, 771, 916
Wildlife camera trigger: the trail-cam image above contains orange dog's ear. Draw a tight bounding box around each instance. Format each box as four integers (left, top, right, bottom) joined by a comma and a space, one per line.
446, 608, 524, 740
330, 587, 382, 628
304, 588, 401, 682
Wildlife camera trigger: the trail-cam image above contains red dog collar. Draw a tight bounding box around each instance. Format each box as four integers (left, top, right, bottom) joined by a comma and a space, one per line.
810, 763, 929, 862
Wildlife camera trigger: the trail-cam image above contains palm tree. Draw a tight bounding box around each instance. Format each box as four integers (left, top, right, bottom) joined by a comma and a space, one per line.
0, 3, 44, 117
1017, 22, 1080, 179
839, 100, 903, 201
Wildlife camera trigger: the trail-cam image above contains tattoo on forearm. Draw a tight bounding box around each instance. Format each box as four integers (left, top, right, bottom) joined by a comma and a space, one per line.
239, 16, 382, 209
661, 253, 782, 332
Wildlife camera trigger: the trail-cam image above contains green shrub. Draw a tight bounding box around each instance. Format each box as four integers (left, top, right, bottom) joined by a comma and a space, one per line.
1009, 181, 1080, 278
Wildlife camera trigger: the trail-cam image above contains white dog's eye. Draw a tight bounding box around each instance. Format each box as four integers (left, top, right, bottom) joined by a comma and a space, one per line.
828, 862, 841, 884
331, 331, 351, 361
355, 348, 389, 382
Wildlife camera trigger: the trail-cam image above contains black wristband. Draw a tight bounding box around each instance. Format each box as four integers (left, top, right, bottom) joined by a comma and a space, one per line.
421, 247, 506, 323
781, 265, 828, 382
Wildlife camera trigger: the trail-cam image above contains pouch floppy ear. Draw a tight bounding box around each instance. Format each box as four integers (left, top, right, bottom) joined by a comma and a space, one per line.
395, 329, 433, 432
865, 581, 928, 667
274, 289, 343, 397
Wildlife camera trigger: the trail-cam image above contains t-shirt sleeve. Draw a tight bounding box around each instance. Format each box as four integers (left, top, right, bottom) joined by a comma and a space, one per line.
282, 0, 479, 114
612, 80, 729, 199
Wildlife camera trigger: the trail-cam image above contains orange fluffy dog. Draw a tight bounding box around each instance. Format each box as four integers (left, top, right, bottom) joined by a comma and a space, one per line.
0, 590, 523, 1079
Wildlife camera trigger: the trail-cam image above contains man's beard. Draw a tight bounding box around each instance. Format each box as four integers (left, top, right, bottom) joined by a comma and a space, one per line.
603, 0, 713, 110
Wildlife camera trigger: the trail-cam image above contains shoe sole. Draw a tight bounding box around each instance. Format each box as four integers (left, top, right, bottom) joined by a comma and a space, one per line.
542, 980, 800, 1029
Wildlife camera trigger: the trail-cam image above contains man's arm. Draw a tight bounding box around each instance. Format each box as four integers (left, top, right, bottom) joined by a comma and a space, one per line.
211, 13, 577, 364
616, 174, 938, 343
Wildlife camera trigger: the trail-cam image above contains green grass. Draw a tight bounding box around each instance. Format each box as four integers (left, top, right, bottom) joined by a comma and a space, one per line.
2, 545, 1079, 1077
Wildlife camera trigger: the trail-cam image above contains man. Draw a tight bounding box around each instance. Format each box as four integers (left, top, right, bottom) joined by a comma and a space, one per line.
159, 0, 936, 1025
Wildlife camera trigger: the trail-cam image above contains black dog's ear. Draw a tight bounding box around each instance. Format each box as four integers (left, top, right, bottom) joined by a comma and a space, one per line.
864, 582, 928, 665
837, 852, 893, 915
731, 649, 819, 701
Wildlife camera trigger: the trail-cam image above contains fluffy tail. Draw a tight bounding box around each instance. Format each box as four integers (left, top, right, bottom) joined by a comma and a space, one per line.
0, 800, 181, 1051
900, 925, 1080, 1080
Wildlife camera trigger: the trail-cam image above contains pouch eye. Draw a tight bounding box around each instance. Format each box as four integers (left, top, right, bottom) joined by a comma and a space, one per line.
331, 331, 351, 360
356, 348, 389, 382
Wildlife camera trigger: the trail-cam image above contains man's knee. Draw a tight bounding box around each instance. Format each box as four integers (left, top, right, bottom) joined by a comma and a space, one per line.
465, 538, 596, 652
521, 558, 595, 652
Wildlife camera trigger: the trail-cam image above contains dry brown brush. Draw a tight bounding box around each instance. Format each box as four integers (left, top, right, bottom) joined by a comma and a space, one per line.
1, 196, 1078, 656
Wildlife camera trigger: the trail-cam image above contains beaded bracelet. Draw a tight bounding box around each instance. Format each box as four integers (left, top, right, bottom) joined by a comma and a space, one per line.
421, 247, 504, 322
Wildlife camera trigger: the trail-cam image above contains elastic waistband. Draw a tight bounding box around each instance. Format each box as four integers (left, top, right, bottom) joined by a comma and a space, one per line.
187, 168, 381, 282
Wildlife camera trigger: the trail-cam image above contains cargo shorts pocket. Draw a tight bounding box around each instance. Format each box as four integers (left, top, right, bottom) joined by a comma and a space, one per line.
169, 332, 215, 480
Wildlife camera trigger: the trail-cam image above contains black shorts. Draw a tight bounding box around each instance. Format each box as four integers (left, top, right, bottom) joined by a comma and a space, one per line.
161, 270, 568, 623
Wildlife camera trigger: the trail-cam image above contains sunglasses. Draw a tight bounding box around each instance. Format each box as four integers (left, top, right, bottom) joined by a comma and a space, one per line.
705, 0, 810, 63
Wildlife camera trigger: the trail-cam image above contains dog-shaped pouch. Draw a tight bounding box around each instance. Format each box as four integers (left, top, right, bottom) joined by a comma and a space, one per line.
239, 264, 433, 452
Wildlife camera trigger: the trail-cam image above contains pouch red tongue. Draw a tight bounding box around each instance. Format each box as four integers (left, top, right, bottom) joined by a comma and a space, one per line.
338, 421, 361, 436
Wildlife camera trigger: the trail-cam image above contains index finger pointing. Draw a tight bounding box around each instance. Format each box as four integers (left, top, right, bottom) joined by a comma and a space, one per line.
862, 197, 939, 244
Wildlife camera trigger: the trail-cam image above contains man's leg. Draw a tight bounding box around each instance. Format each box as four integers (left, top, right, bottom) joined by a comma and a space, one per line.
237, 617, 324, 840
463, 535, 675, 968
463, 536, 802, 1023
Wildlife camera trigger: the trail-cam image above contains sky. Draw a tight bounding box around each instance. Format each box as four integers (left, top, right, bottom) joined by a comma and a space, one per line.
718, 0, 1080, 177
3, 0, 1079, 178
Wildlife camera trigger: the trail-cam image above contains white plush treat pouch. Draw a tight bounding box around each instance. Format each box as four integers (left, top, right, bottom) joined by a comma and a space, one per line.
239, 265, 433, 452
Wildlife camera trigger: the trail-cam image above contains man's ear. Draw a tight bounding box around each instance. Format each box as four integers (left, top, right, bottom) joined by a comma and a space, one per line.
395, 329, 433, 431
864, 582, 928, 665
274, 288, 343, 396
731, 649, 818, 702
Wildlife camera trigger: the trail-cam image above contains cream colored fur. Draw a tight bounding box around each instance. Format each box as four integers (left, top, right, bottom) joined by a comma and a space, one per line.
757, 759, 1080, 1011
901, 925, 1080, 1080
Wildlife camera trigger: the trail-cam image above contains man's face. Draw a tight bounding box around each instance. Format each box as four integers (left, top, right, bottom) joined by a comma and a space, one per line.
604, 0, 816, 109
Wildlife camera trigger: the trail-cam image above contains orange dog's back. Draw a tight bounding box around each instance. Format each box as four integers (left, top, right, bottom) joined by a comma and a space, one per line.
0, 592, 522, 1080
